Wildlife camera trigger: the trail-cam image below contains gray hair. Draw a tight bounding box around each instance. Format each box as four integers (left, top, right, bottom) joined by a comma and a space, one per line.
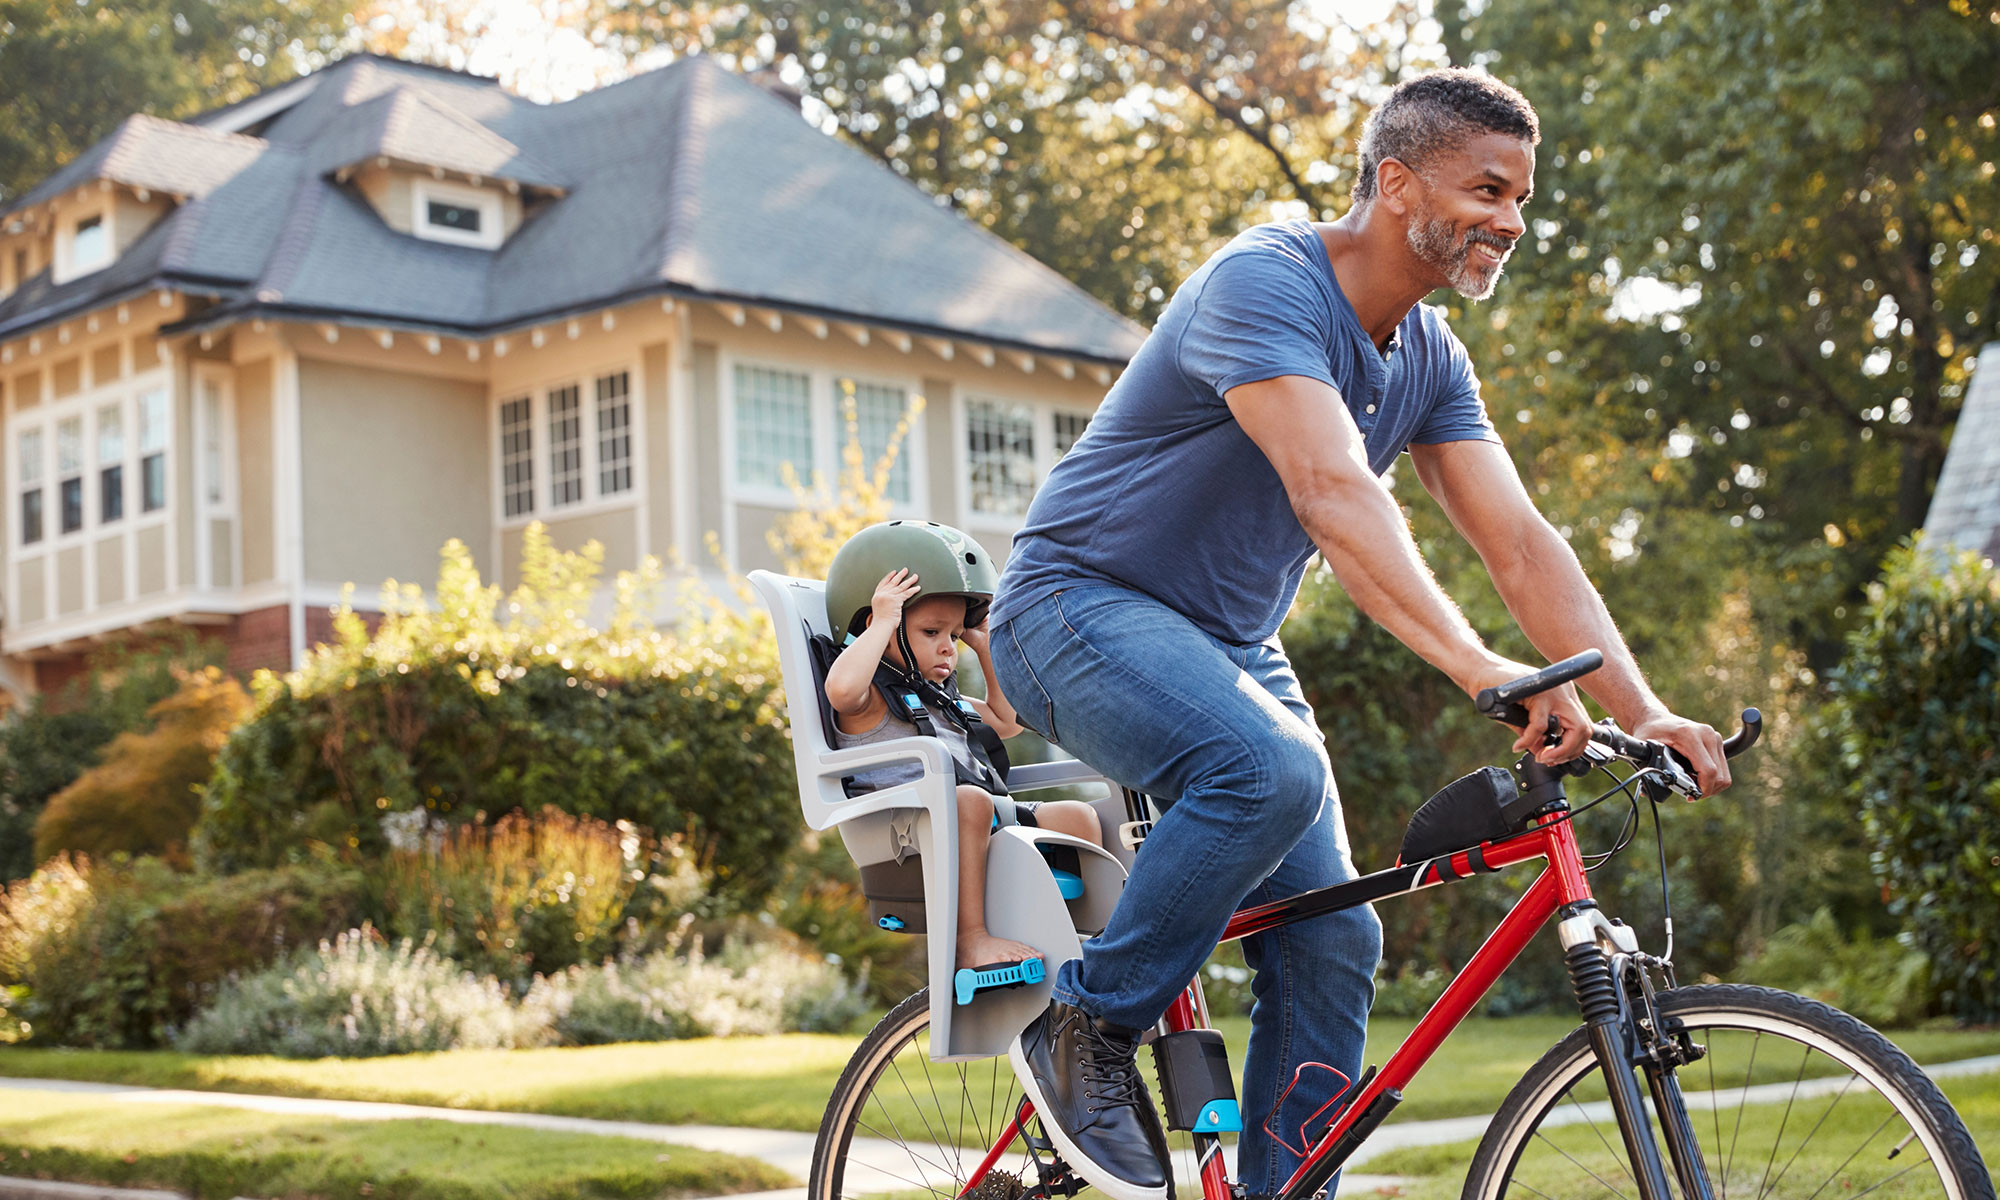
1353, 69, 1540, 206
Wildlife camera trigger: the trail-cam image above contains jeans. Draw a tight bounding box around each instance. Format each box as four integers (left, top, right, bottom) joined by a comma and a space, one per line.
991, 584, 1383, 1196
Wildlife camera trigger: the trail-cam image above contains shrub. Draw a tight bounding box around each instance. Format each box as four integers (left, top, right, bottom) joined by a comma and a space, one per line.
177, 926, 528, 1057
0, 634, 219, 881
1734, 908, 1933, 1028
34, 668, 250, 866
196, 526, 797, 909
527, 935, 864, 1044
0, 855, 363, 1048
365, 809, 709, 986
1830, 540, 2000, 1022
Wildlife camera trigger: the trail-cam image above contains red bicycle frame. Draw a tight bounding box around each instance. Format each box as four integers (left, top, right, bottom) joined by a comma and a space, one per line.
958, 808, 1601, 1200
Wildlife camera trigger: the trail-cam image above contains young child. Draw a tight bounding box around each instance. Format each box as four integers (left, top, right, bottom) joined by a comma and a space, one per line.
823, 525, 1106, 971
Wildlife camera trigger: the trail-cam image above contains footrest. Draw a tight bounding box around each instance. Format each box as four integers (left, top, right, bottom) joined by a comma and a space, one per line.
954, 958, 1046, 1006
1050, 869, 1084, 900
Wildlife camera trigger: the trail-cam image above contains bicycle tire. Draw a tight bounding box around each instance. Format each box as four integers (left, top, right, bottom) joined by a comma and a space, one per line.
812, 988, 1045, 1200
1462, 983, 1994, 1200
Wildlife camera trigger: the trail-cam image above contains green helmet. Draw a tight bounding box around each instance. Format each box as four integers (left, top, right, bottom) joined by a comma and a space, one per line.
824, 520, 1000, 642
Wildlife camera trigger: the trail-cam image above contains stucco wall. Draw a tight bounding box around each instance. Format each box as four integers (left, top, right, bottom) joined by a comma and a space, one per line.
298, 356, 490, 589
499, 506, 638, 590
236, 358, 276, 585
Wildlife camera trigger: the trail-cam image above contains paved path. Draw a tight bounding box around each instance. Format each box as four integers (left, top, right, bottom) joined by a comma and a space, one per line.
5, 1053, 1997, 1200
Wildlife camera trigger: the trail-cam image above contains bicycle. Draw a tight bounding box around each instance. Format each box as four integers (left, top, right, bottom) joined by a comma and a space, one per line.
808, 649, 1996, 1200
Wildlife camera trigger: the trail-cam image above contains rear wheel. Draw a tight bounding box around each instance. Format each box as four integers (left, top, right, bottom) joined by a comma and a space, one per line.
812, 989, 1044, 1200
1463, 984, 1994, 1200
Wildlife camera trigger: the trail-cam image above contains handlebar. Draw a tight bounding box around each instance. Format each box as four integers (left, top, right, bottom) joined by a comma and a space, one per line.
1474, 648, 1763, 797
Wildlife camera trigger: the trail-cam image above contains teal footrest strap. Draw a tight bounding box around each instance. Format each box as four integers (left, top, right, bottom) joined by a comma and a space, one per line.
953, 957, 1046, 1005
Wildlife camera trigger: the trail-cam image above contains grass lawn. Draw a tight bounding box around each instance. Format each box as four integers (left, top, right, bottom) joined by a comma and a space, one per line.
0, 1084, 792, 1200
2, 1017, 1995, 1134
1360, 1067, 2000, 1200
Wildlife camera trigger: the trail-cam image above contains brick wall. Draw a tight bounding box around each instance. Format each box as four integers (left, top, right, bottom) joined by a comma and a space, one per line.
25, 604, 384, 698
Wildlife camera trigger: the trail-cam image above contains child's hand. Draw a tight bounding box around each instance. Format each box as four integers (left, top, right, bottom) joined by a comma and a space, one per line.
871, 569, 921, 627
960, 621, 990, 656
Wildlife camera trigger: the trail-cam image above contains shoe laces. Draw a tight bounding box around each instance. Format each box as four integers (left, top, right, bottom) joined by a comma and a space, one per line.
1076, 1020, 1147, 1112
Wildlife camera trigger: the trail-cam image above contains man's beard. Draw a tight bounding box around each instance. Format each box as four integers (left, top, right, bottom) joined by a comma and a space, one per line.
1407, 207, 1513, 301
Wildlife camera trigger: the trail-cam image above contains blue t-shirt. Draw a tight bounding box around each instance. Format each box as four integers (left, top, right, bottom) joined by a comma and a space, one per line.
989, 220, 1500, 645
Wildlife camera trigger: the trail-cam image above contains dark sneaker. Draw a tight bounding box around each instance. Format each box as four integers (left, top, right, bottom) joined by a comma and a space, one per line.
1009, 1000, 1170, 1200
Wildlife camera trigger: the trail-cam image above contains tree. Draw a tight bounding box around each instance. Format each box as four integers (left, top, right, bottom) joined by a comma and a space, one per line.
0, 0, 353, 204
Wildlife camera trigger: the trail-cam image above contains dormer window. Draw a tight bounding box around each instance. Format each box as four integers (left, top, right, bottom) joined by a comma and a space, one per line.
411, 178, 502, 250
53, 208, 113, 284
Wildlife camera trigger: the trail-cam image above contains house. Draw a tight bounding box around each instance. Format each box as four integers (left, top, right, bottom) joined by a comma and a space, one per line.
1924, 342, 2000, 561
0, 53, 1144, 699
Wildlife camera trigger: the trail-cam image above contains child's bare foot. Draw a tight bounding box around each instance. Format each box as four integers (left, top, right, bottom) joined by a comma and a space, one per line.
957, 930, 1040, 970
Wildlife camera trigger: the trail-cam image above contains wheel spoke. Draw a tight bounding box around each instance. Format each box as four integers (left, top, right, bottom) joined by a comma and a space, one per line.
1797, 1110, 1897, 1200
1531, 1128, 1637, 1200
1708, 1039, 1726, 1200
1844, 1156, 1933, 1200
1754, 1042, 1814, 1199
1569, 1086, 1641, 1189
1759, 1070, 1860, 1200
1726, 1031, 1762, 1188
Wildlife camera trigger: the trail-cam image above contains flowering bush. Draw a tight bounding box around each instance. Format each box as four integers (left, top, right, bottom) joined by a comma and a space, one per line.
176, 926, 526, 1057
196, 526, 796, 909
527, 935, 865, 1044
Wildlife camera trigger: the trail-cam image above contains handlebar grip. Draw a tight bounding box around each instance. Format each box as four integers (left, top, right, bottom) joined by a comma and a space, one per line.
1475, 649, 1604, 722
1723, 708, 1762, 757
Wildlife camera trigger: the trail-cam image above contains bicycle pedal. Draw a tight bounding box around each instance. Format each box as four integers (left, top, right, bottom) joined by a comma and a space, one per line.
954, 958, 1046, 1005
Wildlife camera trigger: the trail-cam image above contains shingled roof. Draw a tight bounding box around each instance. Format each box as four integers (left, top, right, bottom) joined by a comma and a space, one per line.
0, 53, 1146, 363
1923, 342, 2000, 561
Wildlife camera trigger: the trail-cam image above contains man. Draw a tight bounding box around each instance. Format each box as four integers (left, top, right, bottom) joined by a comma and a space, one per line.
985, 69, 1733, 1200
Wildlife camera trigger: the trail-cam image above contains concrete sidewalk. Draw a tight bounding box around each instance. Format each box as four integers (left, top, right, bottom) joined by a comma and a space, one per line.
6, 1053, 1997, 1200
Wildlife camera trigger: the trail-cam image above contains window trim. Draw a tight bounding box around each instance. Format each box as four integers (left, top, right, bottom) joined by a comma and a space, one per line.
9, 346, 172, 559
719, 348, 929, 515
52, 204, 114, 285
411, 178, 505, 250
957, 392, 1093, 527
488, 358, 646, 529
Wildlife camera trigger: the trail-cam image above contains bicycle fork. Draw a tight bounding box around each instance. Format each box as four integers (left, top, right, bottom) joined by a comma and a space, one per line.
1561, 905, 1717, 1200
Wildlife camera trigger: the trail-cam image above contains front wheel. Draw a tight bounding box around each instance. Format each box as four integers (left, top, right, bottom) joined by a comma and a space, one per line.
1464, 983, 1994, 1200
812, 988, 1043, 1200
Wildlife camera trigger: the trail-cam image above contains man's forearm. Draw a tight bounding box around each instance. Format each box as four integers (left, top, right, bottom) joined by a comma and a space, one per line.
1485, 522, 1667, 730
1296, 474, 1505, 694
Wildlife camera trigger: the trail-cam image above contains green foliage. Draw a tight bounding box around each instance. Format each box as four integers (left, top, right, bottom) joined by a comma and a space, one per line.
767, 830, 926, 1005
1733, 908, 1933, 1029
33, 668, 251, 867
1830, 540, 2000, 1022
0, 855, 363, 1048
0, 635, 219, 882
176, 926, 527, 1058
525, 937, 866, 1043
0, 0, 353, 204
195, 525, 797, 909
365, 809, 709, 987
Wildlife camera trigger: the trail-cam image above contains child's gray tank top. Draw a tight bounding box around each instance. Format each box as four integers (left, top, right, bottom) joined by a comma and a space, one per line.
834, 703, 972, 792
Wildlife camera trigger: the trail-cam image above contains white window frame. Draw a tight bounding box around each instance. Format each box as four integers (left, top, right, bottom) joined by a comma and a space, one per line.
192, 363, 239, 591
957, 393, 1094, 529
488, 359, 645, 528
9, 342, 172, 559
411, 178, 505, 250
720, 349, 928, 515
53, 205, 113, 285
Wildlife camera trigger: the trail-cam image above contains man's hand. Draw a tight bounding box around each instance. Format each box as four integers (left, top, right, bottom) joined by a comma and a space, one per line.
871, 569, 921, 628
1462, 657, 1593, 766
1630, 712, 1732, 796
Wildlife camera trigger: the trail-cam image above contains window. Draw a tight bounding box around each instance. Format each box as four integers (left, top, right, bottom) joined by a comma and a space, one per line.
966, 398, 1036, 516
596, 372, 632, 496
411, 179, 504, 249
499, 396, 534, 517
71, 214, 110, 274
547, 384, 583, 507
138, 388, 168, 512
733, 364, 813, 491
200, 380, 226, 507
846, 379, 913, 503
1053, 411, 1090, 460
97, 404, 124, 523
57, 417, 83, 535
18, 429, 42, 546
